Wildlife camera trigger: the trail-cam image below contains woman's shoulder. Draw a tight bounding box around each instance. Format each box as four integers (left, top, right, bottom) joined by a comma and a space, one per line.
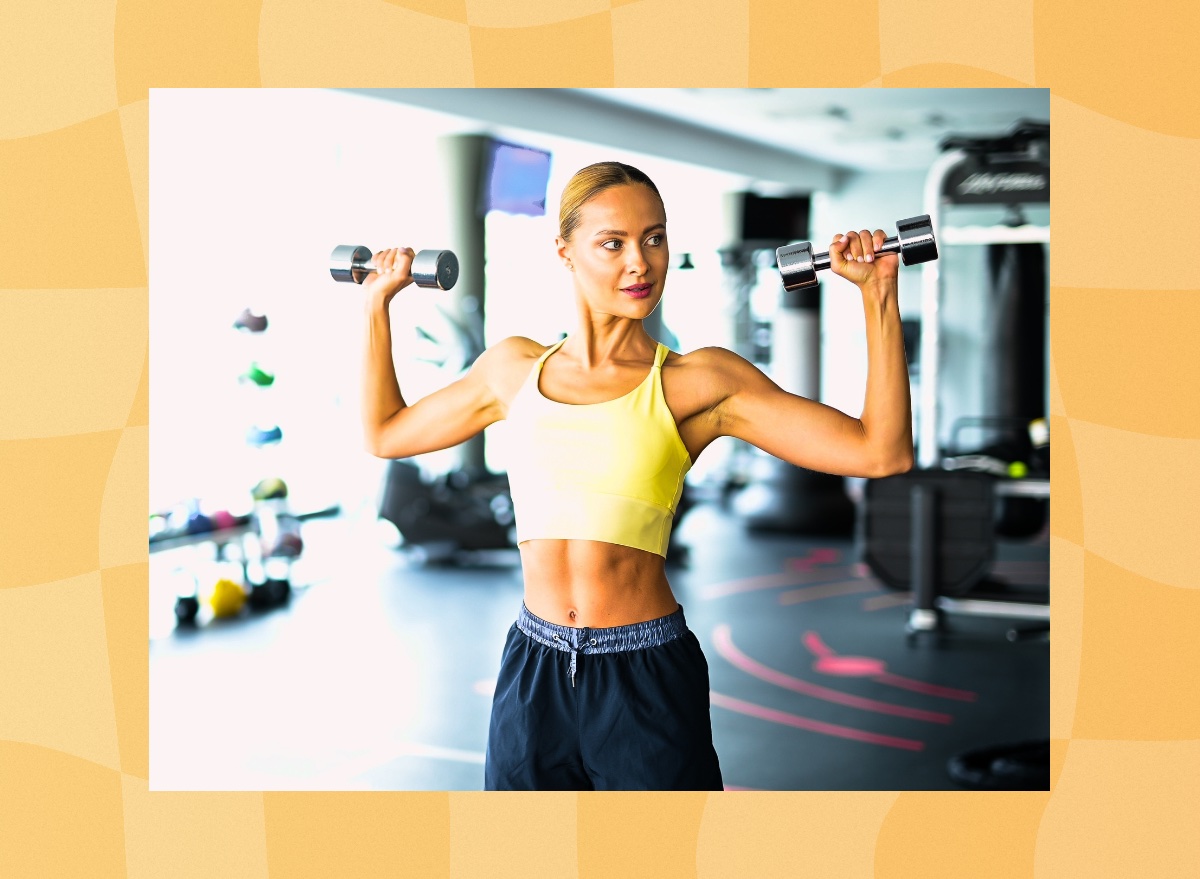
662, 345, 768, 404
664, 344, 750, 374
472, 336, 558, 397
483, 335, 562, 367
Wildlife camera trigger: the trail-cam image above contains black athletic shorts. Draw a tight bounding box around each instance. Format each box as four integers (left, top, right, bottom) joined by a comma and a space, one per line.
484, 603, 723, 791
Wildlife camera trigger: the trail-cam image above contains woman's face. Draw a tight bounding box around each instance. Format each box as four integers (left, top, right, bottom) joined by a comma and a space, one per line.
558, 184, 669, 317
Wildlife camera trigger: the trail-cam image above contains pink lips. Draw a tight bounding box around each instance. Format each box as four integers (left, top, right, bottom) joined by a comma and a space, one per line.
623, 283, 652, 299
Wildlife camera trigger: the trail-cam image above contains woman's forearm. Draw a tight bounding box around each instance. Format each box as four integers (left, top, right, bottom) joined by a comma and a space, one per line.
362, 297, 407, 453
858, 277, 915, 474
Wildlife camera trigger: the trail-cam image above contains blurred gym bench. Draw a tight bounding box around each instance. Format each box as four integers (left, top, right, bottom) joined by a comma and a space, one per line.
860, 469, 1049, 642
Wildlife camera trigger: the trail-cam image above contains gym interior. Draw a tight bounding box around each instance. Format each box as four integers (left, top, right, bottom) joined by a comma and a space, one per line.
150, 88, 1051, 792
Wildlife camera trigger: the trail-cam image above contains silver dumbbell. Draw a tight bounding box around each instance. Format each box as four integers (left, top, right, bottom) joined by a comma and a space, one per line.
776, 215, 938, 292
329, 245, 459, 290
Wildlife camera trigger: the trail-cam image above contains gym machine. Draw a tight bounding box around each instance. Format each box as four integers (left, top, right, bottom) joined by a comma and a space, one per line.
861, 119, 1051, 640
854, 123, 1051, 791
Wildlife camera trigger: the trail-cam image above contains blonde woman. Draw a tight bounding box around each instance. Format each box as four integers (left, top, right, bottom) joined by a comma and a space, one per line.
362, 162, 913, 790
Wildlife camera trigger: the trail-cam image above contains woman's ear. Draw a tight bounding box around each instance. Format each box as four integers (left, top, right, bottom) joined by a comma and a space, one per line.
555, 237, 573, 270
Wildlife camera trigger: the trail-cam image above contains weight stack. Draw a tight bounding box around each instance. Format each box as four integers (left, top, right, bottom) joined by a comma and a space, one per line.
986, 242, 1048, 538
734, 283, 855, 535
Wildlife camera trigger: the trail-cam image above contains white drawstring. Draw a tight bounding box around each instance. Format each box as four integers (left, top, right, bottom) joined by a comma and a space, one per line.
553, 632, 598, 687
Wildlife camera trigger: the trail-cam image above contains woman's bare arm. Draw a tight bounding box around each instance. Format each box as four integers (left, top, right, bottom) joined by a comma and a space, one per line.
706, 228, 914, 478
359, 245, 521, 459
364, 329, 530, 459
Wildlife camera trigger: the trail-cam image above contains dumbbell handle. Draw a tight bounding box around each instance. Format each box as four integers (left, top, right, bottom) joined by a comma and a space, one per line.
329, 245, 459, 290
809, 234, 905, 274
346, 249, 408, 276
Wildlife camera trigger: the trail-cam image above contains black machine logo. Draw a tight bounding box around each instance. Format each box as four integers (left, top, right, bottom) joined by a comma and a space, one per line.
958, 171, 1047, 196
945, 160, 1049, 205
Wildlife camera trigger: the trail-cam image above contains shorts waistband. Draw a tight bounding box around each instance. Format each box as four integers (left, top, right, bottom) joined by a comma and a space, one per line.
516, 603, 688, 654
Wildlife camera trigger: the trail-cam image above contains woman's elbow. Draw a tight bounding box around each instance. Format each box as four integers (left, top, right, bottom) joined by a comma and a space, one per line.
878, 450, 915, 477
363, 431, 393, 459
865, 448, 914, 478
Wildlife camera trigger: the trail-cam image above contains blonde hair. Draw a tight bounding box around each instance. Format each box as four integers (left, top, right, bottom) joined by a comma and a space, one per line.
558, 162, 664, 242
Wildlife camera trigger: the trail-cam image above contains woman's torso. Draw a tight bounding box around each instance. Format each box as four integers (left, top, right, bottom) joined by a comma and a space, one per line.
491, 337, 719, 628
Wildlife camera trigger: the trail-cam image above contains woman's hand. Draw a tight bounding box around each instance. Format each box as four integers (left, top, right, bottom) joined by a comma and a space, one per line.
828, 229, 898, 289
363, 246, 416, 307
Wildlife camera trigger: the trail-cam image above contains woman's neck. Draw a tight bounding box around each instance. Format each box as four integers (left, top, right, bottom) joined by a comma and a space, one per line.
565, 315, 655, 369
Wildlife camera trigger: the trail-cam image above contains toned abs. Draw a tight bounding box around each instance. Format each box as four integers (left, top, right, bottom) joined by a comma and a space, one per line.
497, 341, 717, 629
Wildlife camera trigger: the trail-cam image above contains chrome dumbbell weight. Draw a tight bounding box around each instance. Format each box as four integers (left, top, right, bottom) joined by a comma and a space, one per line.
329, 245, 459, 291
776, 215, 938, 292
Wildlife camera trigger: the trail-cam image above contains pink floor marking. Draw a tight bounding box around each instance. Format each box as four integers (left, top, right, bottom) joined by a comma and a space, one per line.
786, 548, 842, 572
873, 674, 978, 701
712, 625, 952, 723
861, 593, 913, 612
802, 631, 833, 657
710, 692, 925, 751
801, 630, 978, 702
814, 656, 887, 676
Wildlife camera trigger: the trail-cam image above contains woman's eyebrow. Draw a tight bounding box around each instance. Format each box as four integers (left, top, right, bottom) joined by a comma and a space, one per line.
593, 223, 666, 237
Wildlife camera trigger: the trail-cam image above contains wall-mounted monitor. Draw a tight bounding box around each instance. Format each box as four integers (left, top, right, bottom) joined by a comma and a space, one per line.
740, 192, 811, 242
479, 140, 552, 217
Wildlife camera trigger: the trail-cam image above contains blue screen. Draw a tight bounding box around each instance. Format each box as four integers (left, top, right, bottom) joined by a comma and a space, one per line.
483, 141, 552, 217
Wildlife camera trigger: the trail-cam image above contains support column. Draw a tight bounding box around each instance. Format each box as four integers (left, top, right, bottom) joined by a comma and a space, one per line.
735, 279, 856, 535
436, 134, 489, 476
713, 190, 854, 532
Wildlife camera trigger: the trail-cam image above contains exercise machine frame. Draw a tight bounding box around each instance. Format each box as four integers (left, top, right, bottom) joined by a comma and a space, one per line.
905, 123, 1050, 636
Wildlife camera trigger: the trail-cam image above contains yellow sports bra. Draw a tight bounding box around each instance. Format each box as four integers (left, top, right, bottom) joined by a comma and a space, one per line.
504, 338, 692, 557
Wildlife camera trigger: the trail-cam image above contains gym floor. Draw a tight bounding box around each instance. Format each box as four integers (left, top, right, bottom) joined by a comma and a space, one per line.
149, 497, 1049, 792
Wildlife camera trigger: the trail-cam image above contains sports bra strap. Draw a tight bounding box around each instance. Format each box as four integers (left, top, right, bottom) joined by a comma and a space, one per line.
536, 338, 567, 368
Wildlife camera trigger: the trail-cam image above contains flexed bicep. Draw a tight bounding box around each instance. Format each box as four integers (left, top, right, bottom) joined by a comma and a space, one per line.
367, 371, 498, 459
367, 336, 536, 459
710, 350, 890, 478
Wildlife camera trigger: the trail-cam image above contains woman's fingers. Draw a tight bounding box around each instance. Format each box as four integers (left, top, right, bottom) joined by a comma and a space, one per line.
360, 246, 419, 304
843, 230, 862, 262
858, 229, 873, 262
830, 233, 850, 264
824, 227, 902, 283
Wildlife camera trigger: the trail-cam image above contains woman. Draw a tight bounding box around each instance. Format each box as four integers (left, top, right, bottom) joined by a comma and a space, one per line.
361, 162, 913, 791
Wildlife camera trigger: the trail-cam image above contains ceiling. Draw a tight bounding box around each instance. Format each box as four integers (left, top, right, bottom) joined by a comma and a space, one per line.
576, 88, 1050, 172
346, 88, 1049, 188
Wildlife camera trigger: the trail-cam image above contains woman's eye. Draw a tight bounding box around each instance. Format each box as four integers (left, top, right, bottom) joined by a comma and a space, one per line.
602, 240, 622, 251
646, 235, 663, 246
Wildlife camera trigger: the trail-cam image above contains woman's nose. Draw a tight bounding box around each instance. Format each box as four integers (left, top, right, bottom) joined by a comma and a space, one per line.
625, 245, 648, 272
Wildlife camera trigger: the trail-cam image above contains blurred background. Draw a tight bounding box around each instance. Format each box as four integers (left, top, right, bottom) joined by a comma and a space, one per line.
150, 87, 1050, 791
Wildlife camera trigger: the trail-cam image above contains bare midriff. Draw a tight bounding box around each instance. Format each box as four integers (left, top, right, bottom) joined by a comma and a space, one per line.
518, 539, 680, 628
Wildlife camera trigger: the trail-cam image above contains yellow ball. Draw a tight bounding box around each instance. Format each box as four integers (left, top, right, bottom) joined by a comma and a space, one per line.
208, 578, 247, 618
1007, 460, 1028, 479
